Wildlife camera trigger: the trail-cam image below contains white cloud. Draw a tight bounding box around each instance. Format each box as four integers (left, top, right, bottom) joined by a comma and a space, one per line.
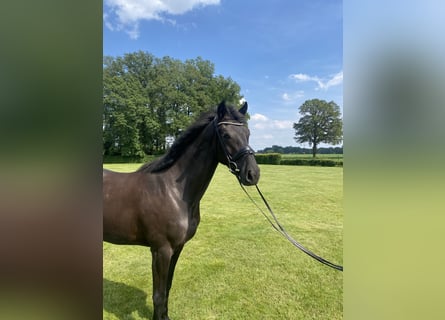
250, 113, 293, 130
289, 71, 343, 90
290, 73, 315, 82
324, 71, 343, 88
260, 134, 274, 140
249, 125, 295, 151
104, 0, 220, 39
250, 113, 268, 122
248, 113, 297, 151
273, 120, 293, 129
282, 90, 304, 102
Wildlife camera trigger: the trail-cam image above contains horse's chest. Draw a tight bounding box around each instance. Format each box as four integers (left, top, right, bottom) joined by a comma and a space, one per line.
164, 203, 200, 246
184, 206, 200, 241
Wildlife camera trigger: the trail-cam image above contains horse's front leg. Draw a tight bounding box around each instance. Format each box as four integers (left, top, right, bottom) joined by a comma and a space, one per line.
167, 245, 184, 299
151, 246, 173, 320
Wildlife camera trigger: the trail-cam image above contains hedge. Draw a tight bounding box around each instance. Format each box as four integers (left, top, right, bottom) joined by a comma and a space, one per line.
254, 153, 282, 165
103, 154, 157, 163
103, 153, 343, 167
280, 158, 342, 167
254, 153, 343, 167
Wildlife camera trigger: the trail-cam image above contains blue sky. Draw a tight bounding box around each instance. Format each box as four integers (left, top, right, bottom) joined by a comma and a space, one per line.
104, 0, 343, 151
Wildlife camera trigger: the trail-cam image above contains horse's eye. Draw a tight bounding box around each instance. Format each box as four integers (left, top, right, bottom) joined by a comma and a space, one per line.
223, 133, 230, 139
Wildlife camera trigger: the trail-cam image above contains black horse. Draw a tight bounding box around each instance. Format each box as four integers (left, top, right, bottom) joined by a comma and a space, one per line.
103, 101, 260, 320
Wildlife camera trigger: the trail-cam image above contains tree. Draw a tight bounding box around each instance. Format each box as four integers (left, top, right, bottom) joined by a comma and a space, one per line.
103, 51, 243, 158
103, 56, 150, 157
293, 99, 343, 158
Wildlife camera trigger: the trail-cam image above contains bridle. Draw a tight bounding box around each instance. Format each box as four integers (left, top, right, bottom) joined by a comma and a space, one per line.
214, 119, 255, 177
213, 117, 343, 272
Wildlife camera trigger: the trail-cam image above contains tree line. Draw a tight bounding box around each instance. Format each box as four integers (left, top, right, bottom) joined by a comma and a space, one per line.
103, 51, 343, 159
257, 145, 343, 154
103, 51, 242, 157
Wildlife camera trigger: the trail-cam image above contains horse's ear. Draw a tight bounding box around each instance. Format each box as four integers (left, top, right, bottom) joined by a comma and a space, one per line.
239, 101, 248, 115
217, 100, 227, 119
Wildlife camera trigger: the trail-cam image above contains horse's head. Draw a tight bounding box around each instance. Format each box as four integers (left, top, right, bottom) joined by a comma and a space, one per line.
214, 101, 260, 186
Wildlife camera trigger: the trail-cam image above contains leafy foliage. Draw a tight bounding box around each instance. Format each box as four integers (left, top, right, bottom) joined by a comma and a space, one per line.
254, 153, 282, 165
280, 158, 341, 167
253, 154, 343, 167
257, 145, 343, 154
293, 99, 343, 157
103, 51, 242, 157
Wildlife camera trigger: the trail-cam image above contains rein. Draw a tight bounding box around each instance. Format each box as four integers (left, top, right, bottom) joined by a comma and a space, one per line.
239, 183, 343, 272
214, 120, 343, 272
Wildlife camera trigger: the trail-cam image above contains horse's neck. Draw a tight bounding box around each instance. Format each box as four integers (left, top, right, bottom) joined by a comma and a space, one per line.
172, 125, 219, 204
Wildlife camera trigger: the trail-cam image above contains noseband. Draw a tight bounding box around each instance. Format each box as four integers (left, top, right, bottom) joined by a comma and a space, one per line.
214, 119, 255, 176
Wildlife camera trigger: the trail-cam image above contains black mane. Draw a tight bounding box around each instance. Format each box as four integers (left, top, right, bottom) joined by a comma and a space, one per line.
137, 105, 246, 173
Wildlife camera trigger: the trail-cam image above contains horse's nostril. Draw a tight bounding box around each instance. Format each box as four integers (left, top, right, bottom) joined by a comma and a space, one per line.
247, 170, 253, 182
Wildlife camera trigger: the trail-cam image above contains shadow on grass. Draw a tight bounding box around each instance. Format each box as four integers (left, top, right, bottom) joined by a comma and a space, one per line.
103, 278, 153, 320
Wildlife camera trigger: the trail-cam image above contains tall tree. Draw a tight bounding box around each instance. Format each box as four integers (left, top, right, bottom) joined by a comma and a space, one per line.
103, 57, 149, 157
293, 99, 343, 157
103, 51, 243, 157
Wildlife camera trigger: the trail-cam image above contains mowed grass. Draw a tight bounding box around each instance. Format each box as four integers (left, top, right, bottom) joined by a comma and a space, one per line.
103, 163, 343, 320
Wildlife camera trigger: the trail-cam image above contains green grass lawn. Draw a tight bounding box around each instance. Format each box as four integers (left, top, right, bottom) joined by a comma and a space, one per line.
103, 163, 343, 320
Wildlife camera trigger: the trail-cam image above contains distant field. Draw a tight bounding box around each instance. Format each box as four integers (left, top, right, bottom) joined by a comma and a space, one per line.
103, 164, 343, 319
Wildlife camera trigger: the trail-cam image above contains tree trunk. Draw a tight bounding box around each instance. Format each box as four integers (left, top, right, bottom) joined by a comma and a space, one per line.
312, 143, 317, 158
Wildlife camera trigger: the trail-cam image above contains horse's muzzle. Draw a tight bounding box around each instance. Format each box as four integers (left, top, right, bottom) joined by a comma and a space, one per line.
238, 157, 260, 186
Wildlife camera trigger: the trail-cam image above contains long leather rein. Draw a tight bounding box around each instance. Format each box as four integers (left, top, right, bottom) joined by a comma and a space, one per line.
214, 119, 344, 272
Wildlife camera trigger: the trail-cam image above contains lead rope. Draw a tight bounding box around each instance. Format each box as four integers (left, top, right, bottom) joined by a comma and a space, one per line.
214, 119, 343, 271
238, 182, 343, 272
